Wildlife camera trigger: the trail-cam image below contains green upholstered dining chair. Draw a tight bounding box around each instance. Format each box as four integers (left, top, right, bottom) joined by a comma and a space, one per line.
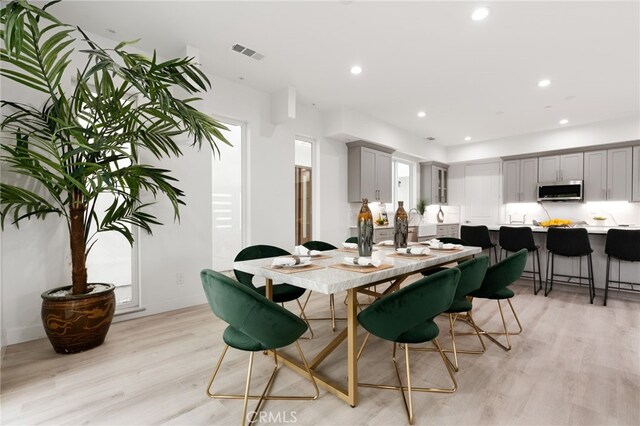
466, 249, 528, 351
201, 269, 319, 426
302, 240, 343, 331
234, 245, 313, 338
420, 237, 470, 277
357, 268, 461, 425
344, 236, 358, 244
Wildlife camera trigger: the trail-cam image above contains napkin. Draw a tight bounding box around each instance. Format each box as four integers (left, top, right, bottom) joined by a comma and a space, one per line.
294, 245, 321, 256
377, 240, 394, 246
443, 243, 464, 250
343, 257, 381, 267
271, 256, 311, 267
342, 242, 358, 249
396, 247, 430, 255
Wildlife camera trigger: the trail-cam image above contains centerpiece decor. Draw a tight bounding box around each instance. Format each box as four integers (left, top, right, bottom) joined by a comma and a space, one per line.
0, 0, 230, 353
394, 201, 408, 249
357, 198, 373, 256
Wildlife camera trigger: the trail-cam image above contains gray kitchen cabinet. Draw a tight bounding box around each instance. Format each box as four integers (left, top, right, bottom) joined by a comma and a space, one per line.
634, 146, 640, 202
420, 162, 448, 205
503, 158, 538, 202
584, 148, 632, 201
607, 147, 633, 201
538, 153, 583, 182
374, 228, 393, 243
435, 224, 459, 239
348, 143, 393, 203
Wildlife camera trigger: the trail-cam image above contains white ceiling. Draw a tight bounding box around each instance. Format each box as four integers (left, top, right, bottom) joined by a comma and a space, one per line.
53, 1, 640, 146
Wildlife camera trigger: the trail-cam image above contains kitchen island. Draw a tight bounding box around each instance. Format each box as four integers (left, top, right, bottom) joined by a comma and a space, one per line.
483, 224, 639, 300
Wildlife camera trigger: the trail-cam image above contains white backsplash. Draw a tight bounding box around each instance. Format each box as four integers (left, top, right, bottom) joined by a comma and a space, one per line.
349, 202, 461, 226
502, 201, 640, 227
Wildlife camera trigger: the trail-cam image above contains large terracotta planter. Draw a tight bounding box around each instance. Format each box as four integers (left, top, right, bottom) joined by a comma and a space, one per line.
41, 284, 116, 354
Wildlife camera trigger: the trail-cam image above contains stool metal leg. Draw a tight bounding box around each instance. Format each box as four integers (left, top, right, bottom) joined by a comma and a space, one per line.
588, 253, 595, 304
534, 249, 542, 295
545, 252, 555, 296
604, 255, 611, 306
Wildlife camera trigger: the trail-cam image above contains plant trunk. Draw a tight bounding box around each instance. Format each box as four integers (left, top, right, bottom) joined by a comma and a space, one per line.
70, 205, 88, 295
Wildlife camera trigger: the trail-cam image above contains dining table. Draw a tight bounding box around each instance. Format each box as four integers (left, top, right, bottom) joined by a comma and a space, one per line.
232, 243, 482, 407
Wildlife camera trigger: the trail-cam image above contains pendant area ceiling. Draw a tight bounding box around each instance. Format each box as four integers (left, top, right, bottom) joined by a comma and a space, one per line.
52, 1, 640, 146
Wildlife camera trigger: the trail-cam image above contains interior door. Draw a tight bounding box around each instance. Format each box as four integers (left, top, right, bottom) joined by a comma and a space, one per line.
463, 162, 501, 224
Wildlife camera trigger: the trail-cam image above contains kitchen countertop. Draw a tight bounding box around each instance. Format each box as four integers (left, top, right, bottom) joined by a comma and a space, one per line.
485, 224, 640, 235
349, 222, 459, 229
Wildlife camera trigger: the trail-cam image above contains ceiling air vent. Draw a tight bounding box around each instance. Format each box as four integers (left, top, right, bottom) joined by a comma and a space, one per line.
425, 137, 436, 141
230, 43, 264, 60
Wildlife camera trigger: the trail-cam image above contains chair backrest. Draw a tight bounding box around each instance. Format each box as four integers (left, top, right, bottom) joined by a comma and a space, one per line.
344, 236, 358, 244
357, 268, 460, 342
303, 240, 338, 251
455, 257, 489, 300
460, 225, 493, 248
546, 227, 592, 257
499, 226, 536, 252
605, 229, 640, 262
201, 269, 307, 349
233, 245, 290, 289
475, 249, 528, 297
439, 237, 469, 245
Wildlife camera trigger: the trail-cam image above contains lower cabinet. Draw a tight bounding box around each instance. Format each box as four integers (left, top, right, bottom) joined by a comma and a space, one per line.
436, 224, 460, 239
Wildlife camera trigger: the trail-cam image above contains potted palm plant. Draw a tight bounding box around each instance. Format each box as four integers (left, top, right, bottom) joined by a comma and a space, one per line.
1, 0, 229, 353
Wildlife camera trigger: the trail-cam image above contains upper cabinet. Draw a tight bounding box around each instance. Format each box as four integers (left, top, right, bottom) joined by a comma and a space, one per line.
584, 147, 633, 201
503, 158, 538, 203
633, 146, 640, 202
420, 162, 448, 205
347, 143, 393, 203
538, 153, 584, 182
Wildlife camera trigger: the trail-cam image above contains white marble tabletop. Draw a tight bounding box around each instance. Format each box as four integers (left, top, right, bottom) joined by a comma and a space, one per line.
233, 245, 482, 295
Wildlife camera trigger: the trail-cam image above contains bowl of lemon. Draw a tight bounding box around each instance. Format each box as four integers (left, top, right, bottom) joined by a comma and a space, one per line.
540, 219, 573, 228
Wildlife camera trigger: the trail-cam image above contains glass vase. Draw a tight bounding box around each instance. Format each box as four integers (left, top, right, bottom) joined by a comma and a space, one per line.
394, 201, 408, 249
357, 198, 373, 256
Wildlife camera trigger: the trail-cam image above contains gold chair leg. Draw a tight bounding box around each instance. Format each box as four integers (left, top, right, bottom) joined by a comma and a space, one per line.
296, 298, 315, 340
241, 352, 255, 426
330, 294, 336, 331
357, 332, 371, 360
473, 299, 522, 351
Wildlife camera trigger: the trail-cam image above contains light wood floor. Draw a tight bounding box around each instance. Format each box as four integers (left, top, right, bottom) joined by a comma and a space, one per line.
2, 279, 639, 425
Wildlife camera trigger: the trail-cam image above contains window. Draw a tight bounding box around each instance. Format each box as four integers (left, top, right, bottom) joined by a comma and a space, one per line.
393, 159, 415, 211
295, 138, 313, 245
212, 119, 244, 271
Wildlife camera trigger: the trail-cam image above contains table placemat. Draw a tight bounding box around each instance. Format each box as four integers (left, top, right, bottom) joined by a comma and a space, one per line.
329, 263, 393, 274
336, 248, 379, 253
428, 248, 464, 253
263, 264, 325, 274
282, 254, 333, 261
386, 253, 435, 260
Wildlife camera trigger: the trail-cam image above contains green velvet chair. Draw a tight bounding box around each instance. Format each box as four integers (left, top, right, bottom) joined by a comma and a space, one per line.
344, 236, 358, 244
467, 249, 528, 351
201, 269, 319, 426
420, 237, 470, 277
302, 240, 343, 331
234, 245, 313, 338
356, 268, 461, 425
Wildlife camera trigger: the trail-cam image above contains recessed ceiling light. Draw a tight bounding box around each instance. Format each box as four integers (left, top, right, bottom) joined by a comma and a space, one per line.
538, 79, 551, 88
350, 65, 362, 75
471, 7, 491, 21
544, 105, 552, 109
464, 136, 472, 141
417, 111, 426, 118
559, 119, 569, 125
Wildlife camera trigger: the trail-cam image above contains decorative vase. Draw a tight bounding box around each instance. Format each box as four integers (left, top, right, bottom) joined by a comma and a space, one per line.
357, 198, 373, 256
594, 219, 606, 227
41, 283, 116, 354
437, 206, 445, 223
394, 201, 408, 249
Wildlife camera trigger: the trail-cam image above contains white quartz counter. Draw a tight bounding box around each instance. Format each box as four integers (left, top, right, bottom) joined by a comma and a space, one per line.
485, 224, 640, 235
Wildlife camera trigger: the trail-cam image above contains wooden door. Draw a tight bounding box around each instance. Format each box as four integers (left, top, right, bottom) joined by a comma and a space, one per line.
464, 162, 501, 224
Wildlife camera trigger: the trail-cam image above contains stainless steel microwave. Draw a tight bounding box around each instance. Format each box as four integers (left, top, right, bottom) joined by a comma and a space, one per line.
537, 181, 583, 202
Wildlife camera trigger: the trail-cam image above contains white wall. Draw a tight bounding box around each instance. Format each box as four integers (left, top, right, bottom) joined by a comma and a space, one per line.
446, 115, 640, 163
0, 32, 349, 346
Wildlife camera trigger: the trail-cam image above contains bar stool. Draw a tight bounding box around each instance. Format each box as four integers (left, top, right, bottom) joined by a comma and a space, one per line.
544, 227, 595, 304
604, 229, 640, 306
460, 225, 498, 264
498, 226, 542, 295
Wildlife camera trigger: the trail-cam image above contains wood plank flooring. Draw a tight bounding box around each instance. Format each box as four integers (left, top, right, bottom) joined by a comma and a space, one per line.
1, 280, 639, 425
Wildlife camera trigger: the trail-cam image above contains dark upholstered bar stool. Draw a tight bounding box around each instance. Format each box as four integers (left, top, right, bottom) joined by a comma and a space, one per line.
544, 228, 595, 304
498, 226, 542, 295
604, 229, 640, 306
461, 225, 498, 265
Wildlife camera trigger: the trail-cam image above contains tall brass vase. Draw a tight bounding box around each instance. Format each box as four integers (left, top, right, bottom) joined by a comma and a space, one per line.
357, 198, 373, 256
394, 201, 408, 249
